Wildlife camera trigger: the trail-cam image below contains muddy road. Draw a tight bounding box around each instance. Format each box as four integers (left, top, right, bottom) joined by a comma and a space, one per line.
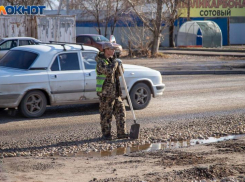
1, 74, 245, 181
1, 74, 245, 131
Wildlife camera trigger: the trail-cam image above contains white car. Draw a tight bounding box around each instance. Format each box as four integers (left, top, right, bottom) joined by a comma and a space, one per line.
0, 37, 41, 59
0, 44, 165, 118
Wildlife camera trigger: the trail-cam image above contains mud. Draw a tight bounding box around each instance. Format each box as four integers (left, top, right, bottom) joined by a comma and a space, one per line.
89, 137, 245, 182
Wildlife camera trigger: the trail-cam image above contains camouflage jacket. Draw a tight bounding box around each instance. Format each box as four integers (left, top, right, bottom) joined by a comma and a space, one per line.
95, 53, 123, 98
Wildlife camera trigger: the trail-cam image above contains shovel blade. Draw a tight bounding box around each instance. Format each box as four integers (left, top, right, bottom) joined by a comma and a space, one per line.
130, 123, 140, 139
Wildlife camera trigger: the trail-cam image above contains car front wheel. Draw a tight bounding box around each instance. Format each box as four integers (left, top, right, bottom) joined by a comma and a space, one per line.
130, 83, 151, 110
19, 90, 47, 118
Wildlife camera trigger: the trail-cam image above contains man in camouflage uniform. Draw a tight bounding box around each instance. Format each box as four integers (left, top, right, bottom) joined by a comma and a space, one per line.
96, 43, 128, 140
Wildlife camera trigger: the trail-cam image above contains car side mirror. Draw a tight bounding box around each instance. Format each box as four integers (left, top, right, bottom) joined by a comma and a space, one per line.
110, 35, 116, 44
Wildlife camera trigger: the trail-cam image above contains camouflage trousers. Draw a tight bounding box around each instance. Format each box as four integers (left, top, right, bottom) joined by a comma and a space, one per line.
99, 96, 127, 136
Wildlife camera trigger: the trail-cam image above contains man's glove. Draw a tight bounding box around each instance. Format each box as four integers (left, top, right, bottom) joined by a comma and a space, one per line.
117, 59, 123, 66
116, 59, 124, 75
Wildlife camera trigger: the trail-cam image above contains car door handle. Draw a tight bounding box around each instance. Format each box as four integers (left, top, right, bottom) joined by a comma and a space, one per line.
50, 75, 57, 79
85, 73, 91, 77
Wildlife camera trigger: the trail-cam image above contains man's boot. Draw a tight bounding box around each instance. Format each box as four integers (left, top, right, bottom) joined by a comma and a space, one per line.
102, 134, 112, 140
117, 133, 129, 139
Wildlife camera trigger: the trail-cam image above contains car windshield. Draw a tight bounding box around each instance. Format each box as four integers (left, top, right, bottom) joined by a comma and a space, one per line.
0, 50, 38, 69
91, 35, 109, 42
0, 39, 4, 44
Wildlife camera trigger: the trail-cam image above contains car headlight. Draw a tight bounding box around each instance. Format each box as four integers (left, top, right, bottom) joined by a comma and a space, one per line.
152, 71, 162, 85
159, 72, 162, 83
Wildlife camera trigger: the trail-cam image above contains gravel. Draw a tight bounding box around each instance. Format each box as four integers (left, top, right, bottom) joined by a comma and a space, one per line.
0, 113, 244, 158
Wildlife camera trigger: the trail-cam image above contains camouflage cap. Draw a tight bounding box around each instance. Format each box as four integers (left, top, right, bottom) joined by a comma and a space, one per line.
103, 42, 118, 50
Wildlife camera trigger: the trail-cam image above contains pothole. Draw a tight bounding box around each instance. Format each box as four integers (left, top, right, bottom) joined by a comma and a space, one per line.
53, 134, 245, 158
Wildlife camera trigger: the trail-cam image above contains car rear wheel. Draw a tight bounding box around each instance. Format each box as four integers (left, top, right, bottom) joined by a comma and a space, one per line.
130, 83, 151, 110
19, 90, 47, 118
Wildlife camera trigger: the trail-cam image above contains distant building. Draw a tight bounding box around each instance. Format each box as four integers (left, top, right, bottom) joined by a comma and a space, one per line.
179, 2, 245, 45
44, 5, 245, 48
43, 9, 170, 48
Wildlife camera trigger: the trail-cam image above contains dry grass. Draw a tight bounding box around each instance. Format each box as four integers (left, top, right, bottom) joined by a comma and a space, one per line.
153, 52, 170, 58
121, 49, 170, 59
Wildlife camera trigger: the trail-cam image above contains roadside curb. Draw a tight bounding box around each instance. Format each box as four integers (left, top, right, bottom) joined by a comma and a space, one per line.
159, 47, 245, 53
159, 51, 245, 57
160, 70, 245, 75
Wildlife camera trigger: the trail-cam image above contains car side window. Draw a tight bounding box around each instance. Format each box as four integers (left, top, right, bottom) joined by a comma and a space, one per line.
29, 40, 36, 45
51, 53, 80, 71
0, 50, 38, 69
51, 57, 59, 71
31, 40, 40, 45
19, 40, 30, 46
76, 36, 85, 43
84, 37, 91, 44
82, 52, 97, 70
0, 40, 18, 50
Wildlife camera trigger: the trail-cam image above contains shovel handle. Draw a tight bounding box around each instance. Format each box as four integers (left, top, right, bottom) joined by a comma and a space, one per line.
118, 64, 136, 122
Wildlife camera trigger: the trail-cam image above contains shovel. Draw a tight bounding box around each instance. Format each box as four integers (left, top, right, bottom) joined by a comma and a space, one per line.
118, 64, 140, 139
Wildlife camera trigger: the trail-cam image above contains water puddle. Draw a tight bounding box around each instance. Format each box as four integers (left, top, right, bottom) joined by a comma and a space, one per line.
54, 134, 245, 158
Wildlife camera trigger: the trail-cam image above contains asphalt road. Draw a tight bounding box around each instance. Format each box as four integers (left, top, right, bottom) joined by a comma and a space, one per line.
0, 74, 245, 145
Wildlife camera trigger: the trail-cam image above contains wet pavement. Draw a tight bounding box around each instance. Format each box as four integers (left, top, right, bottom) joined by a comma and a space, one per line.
53, 134, 245, 158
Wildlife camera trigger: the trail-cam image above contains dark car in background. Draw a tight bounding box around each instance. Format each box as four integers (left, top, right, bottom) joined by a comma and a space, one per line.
76, 34, 122, 57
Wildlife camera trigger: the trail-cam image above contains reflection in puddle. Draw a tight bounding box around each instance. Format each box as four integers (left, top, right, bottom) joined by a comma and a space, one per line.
55, 134, 245, 158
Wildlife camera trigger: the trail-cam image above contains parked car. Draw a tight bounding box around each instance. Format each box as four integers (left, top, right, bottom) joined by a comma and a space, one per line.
0, 37, 41, 59
0, 44, 165, 118
76, 34, 122, 57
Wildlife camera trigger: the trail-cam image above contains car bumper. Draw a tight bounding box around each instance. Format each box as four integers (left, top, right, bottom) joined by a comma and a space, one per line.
0, 94, 21, 108
152, 83, 165, 98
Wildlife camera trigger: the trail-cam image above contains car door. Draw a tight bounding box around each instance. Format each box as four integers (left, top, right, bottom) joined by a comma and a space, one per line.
48, 52, 85, 104
82, 51, 99, 101
0, 39, 18, 59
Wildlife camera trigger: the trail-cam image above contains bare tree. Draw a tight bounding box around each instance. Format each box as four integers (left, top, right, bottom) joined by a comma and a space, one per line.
104, 0, 112, 37
69, 0, 128, 37
71, 0, 106, 35
108, 0, 129, 35
4, 0, 56, 9
126, 0, 182, 55
168, 0, 182, 47
121, 14, 153, 57
0, 0, 8, 5
103, 0, 129, 37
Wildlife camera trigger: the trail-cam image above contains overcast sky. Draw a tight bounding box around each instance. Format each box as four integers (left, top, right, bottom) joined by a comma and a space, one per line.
45, 0, 59, 10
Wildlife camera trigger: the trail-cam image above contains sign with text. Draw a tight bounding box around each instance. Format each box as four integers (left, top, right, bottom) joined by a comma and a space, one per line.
0, 5, 46, 15
179, 0, 245, 17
